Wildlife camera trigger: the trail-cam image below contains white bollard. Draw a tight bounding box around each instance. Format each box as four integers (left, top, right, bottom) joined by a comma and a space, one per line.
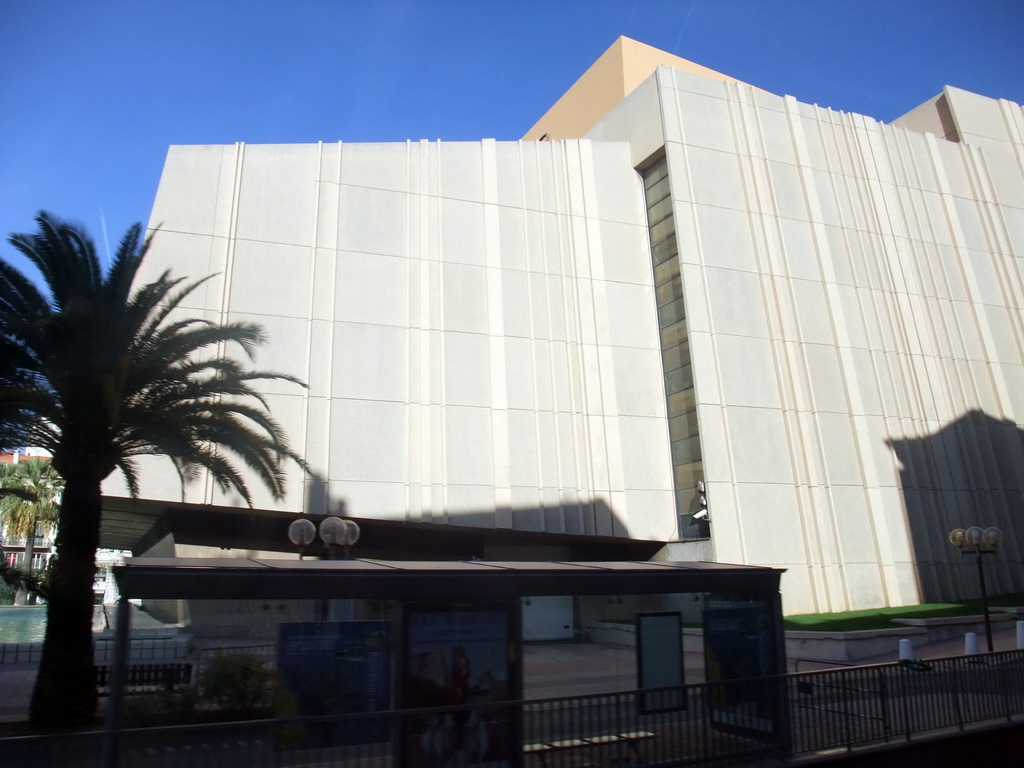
964, 632, 979, 656
1017, 620, 1024, 650
899, 638, 913, 660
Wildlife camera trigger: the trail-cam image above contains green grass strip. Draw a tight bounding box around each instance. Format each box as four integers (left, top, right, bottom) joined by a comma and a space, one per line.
783, 592, 1024, 632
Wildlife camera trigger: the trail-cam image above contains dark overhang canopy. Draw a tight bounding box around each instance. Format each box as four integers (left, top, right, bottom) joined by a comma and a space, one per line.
99, 497, 667, 561
100, 496, 168, 552
114, 557, 784, 601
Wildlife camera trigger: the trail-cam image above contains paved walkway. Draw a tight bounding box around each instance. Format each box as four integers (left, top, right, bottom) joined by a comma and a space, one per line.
857, 624, 1020, 663
0, 663, 37, 724
3, 624, 1020, 725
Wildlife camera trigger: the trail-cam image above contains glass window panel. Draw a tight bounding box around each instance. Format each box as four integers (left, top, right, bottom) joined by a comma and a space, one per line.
654, 258, 680, 287
650, 217, 675, 246
675, 490, 709, 534
646, 187, 669, 209
658, 297, 686, 328
660, 319, 688, 349
667, 387, 696, 415
678, 516, 710, 540
663, 370, 696, 399
674, 462, 703, 490
644, 161, 668, 189
662, 344, 689, 373
669, 409, 698, 441
645, 176, 671, 204
667, 368, 692, 399
656, 275, 683, 306
665, 369, 687, 395
647, 197, 674, 226
675, 489, 691, 513
672, 436, 702, 465
647, 158, 706, 504
643, 169, 666, 191
652, 235, 678, 267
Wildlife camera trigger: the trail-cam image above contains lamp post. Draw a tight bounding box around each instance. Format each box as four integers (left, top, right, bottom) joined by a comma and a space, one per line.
949, 526, 1003, 652
287, 516, 362, 621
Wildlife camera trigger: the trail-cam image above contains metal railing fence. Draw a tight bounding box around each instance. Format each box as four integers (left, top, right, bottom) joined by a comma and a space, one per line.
787, 648, 1024, 754
3, 649, 1023, 768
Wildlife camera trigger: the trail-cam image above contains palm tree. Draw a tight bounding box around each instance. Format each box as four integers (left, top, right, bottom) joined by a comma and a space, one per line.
0, 457, 62, 604
0, 211, 307, 729
0, 559, 49, 600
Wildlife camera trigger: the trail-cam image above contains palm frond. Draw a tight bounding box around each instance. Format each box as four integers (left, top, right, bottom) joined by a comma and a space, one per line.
0, 458, 62, 539
0, 258, 50, 324
113, 456, 141, 498
3, 211, 308, 511
8, 212, 102, 309
102, 222, 145, 306
0, 560, 49, 599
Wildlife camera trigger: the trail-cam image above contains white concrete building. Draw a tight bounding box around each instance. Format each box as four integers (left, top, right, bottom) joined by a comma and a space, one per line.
112, 38, 1024, 616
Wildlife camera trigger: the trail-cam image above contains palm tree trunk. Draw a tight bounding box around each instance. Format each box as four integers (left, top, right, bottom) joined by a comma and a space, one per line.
29, 473, 102, 728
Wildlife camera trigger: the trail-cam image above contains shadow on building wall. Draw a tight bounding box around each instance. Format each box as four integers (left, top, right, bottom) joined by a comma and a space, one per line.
337, 497, 654, 562
887, 410, 1024, 603
303, 470, 651, 554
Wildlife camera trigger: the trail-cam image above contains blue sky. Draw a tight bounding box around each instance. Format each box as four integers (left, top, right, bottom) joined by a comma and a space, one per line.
1, 0, 1022, 279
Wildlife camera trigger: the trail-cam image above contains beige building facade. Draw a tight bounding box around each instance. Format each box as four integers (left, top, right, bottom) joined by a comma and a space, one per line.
117, 39, 1024, 615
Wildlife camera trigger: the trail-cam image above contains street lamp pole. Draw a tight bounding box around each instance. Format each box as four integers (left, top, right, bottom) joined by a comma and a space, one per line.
975, 542, 992, 652
287, 515, 362, 621
949, 526, 1003, 653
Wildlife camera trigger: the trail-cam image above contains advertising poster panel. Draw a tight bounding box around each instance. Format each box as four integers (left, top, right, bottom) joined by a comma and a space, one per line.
636, 611, 685, 713
400, 601, 520, 768
702, 595, 783, 741
277, 620, 392, 747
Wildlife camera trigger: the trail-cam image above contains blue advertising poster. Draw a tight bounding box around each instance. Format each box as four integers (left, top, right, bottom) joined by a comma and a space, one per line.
703, 597, 782, 740
277, 620, 392, 747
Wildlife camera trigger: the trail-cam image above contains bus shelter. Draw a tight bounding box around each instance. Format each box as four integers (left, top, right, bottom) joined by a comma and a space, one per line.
109, 558, 787, 767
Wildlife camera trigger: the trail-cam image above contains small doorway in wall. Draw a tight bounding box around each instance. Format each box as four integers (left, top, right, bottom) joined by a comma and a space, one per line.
521, 595, 575, 641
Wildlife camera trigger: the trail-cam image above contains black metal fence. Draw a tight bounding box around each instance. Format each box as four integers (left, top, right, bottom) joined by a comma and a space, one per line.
4, 649, 1024, 768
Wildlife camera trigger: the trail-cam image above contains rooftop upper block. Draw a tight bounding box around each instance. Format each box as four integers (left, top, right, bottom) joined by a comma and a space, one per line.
522, 36, 760, 141
526, 36, 1024, 157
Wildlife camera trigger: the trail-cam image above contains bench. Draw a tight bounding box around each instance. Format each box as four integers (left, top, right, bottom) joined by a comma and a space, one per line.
94, 663, 193, 695
524, 730, 655, 766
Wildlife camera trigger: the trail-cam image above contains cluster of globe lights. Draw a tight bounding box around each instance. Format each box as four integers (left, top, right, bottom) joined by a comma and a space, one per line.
948, 526, 1003, 549
287, 516, 361, 552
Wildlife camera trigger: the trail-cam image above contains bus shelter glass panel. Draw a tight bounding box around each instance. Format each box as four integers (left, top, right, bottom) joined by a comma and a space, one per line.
702, 594, 786, 744
399, 600, 522, 768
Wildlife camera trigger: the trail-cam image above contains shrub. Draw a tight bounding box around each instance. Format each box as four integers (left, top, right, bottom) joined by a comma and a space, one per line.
198, 652, 275, 714
121, 686, 199, 727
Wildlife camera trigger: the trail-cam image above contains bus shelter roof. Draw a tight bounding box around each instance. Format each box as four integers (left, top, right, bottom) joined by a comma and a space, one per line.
114, 557, 784, 601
